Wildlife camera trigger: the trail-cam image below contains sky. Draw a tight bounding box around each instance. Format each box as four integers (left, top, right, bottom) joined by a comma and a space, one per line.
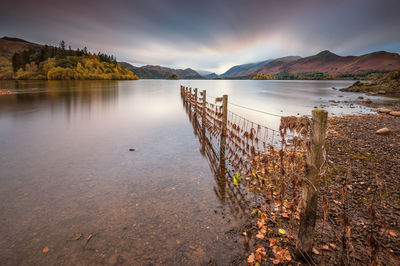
1, 0, 400, 74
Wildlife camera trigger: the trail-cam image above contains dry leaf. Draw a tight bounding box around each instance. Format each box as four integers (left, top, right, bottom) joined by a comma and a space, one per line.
247, 253, 255, 264
268, 238, 277, 247
388, 230, 397, 237
278, 228, 286, 235
329, 243, 337, 249
333, 200, 342, 205
312, 247, 320, 255
321, 245, 330, 251
42, 247, 49, 254
256, 232, 265, 240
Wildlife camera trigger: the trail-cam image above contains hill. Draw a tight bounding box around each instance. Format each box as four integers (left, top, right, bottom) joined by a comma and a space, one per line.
219, 59, 274, 78
254, 51, 400, 79
119, 62, 204, 79
0, 37, 138, 80
0, 37, 42, 70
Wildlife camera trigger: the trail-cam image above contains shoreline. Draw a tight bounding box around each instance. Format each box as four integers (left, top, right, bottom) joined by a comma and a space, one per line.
234, 108, 400, 265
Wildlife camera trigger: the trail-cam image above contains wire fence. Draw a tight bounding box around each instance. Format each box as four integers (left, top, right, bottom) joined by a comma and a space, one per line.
180, 85, 292, 174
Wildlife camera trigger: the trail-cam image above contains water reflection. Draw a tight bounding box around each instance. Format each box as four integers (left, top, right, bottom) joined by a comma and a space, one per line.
0, 80, 119, 121
181, 93, 250, 222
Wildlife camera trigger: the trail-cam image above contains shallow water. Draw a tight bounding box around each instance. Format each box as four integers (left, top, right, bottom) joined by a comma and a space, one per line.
0, 80, 395, 265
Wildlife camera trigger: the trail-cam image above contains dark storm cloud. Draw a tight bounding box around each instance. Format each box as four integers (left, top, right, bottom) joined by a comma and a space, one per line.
1, 0, 399, 73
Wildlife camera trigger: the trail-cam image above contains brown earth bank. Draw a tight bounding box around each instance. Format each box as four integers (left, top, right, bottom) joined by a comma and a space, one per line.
341, 70, 400, 96
228, 106, 400, 265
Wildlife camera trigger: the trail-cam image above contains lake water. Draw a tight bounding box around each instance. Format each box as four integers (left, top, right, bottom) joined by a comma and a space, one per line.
0, 80, 395, 265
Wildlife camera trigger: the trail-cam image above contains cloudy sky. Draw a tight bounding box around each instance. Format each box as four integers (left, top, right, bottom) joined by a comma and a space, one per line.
1, 0, 400, 73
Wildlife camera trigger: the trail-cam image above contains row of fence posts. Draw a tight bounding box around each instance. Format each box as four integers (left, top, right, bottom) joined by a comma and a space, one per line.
180, 85, 229, 181
180, 85, 328, 257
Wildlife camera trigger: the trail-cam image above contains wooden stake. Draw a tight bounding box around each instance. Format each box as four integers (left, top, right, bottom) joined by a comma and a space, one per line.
194, 88, 198, 107
201, 90, 207, 154
297, 110, 328, 257
220, 95, 228, 170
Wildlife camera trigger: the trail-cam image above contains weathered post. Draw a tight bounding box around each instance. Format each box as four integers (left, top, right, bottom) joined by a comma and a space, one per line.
201, 90, 207, 154
219, 95, 228, 171
297, 110, 328, 257
194, 88, 198, 111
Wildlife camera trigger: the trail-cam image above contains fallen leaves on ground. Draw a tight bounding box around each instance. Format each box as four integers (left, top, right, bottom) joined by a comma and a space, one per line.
268, 238, 278, 247
247, 253, 255, 264
312, 247, 320, 255
42, 247, 49, 254
333, 200, 342, 205
271, 246, 291, 264
329, 243, 337, 249
321, 244, 331, 251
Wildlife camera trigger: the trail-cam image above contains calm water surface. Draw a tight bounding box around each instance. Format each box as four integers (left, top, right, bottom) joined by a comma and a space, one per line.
0, 80, 395, 265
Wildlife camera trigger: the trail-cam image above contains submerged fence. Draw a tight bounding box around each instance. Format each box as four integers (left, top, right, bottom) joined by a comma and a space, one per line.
180, 85, 328, 257
180, 86, 281, 174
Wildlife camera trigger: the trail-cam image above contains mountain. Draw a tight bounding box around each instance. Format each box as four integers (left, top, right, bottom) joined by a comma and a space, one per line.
204, 72, 219, 79
119, 62, 204, 79
220, 59, 274, 78
196, 70, 213, 76
254, 56, 302, 76
0, 37, 42, 68
254, 51, 400, 78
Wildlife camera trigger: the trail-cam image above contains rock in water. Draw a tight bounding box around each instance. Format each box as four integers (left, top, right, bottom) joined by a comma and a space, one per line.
376, 128, 390, 135
358, 96, 364, 99
389, 111, 400, 117
129, 148, 135, 151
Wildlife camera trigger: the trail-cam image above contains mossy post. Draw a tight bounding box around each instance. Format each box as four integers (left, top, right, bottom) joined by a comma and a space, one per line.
297, 109, 328, 258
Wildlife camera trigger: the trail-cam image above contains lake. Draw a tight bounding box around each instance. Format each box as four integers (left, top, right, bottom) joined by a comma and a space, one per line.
0, 79, 395, 265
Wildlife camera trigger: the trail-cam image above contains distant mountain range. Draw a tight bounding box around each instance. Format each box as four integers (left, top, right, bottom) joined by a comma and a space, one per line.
119, 62, 204, 79
219, 59, 275, 78
219, 51, 400, 79
1, 36, 400, 80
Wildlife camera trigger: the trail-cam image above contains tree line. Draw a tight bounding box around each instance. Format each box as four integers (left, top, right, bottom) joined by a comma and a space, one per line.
12, 40, 117, 72
8, 40, 138, 80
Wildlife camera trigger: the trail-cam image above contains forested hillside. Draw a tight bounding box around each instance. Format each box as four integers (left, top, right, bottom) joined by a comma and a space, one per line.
0, 38, 138, 80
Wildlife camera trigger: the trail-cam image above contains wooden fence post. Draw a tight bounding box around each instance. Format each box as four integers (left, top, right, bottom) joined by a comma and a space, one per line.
297, 110, 328, 257
194, 88, 198, 108
219, 95, 228, 172
201, 90, 207, 154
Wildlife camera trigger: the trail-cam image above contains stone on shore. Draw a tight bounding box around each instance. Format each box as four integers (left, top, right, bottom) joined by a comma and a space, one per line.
377, 109, 393, 114
389, 111, 400, 117
376, 127, 391, 135
363, 98, 372, 104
